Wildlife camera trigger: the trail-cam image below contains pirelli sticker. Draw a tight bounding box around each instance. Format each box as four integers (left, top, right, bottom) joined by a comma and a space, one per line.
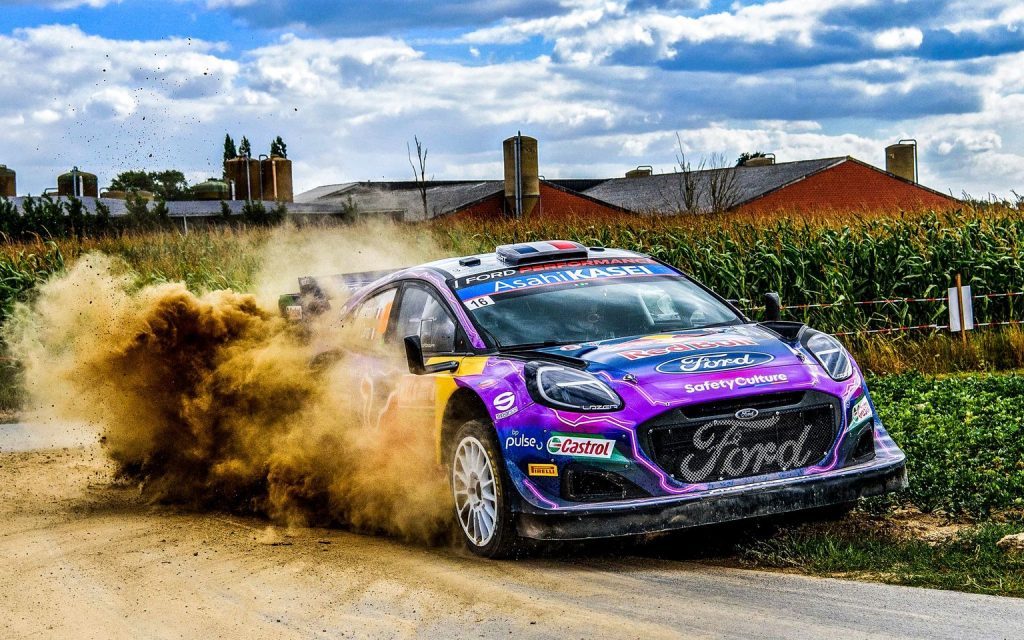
527, 463, 558, 477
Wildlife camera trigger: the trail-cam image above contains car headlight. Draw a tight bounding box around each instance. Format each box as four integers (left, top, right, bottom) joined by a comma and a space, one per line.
802, 329, 853, 380
524, 362, 623, 412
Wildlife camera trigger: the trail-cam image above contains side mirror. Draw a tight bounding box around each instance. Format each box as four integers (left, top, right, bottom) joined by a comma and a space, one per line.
763, 292, 782, 322
404, 335, 427, 375
404, 335, 459, 375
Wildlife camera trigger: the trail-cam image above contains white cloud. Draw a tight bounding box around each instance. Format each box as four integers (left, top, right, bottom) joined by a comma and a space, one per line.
0, 23, 1021, 198
872, 27, 924, 51
461, 0, 872, 65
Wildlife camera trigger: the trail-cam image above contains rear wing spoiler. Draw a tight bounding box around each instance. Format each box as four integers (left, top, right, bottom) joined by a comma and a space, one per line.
278, 269, 400, 320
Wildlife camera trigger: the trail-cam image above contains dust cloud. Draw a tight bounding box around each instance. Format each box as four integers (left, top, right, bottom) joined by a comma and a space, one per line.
3, 222, 456, 543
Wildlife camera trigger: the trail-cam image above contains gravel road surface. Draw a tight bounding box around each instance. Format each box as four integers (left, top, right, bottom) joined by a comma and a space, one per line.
2, 425, 1021, 639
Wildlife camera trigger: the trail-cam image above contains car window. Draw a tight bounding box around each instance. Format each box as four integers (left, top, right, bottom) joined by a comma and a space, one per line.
458, 273, 739, 347
351, 288, 397, 346
396, 285, 458, 355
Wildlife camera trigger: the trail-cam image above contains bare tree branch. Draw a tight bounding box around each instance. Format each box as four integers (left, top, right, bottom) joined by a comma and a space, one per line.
407, 135, 429, 220
705, 152, 741, 214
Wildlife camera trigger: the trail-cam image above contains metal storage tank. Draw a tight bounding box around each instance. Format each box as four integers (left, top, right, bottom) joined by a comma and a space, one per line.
625, 166, 653, 178
503, 133, 539, 218
885, 140, 917, 183
225, 157, 262, 201
193, 179, 231, 201
260, 157, 293, 202
743, 156, 775, 167
57, 167, 99, 197
0, 165, 15, 197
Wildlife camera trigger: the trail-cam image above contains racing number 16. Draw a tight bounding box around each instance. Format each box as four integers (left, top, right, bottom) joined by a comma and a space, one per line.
466, 296, 494, 310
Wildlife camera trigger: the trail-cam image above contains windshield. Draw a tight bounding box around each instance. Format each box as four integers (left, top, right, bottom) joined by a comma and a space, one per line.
450, 259, 742, 348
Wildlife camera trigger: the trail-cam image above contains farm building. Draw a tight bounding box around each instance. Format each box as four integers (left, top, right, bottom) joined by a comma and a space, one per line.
297, 138, 959, 220
295, 135, 626, 221
583, 156, 958, 215
295, 178, 625, 222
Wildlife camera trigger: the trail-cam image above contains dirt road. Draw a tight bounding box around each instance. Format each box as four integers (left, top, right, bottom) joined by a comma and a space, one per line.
2, 428, 1022, 639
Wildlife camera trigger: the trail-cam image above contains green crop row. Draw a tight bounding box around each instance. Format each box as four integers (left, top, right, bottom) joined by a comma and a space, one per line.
436, 208, 1024, 333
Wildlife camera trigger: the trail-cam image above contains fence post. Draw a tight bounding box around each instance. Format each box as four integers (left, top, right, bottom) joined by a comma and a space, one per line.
956, 273, 967, 346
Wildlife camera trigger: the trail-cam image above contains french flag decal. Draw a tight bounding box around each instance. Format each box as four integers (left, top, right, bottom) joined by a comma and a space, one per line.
495, 240, 589, 265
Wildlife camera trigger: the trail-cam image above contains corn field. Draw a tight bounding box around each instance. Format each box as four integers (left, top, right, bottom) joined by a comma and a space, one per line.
436, 208, 1024, 334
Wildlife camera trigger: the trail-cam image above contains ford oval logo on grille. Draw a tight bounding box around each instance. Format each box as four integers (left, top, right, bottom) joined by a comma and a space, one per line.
655, 351, 774, 375
735, 408, 760, 420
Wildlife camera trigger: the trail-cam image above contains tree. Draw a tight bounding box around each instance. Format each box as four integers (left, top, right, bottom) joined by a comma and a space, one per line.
223, 134, 237, 164
239, 136, 252, 158
661, 135, 741, 215
671, 133, 706, 214
269, 136, 288, 158
706, 153, 741, 214
736, 151, 767, 166
149, 170, 190, 201
109, 170, 154, 193
407, 135, 429, 220
108, 170, 190, 201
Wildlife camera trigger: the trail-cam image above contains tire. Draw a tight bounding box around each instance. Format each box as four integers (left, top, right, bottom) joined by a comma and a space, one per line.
448, 419, 520, 559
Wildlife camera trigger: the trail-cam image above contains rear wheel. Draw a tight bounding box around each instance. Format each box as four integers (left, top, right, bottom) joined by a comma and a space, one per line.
449, 420, 520, 558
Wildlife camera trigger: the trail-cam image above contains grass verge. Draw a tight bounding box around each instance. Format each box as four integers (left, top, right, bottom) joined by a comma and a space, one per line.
731, 371, 1024, 597
738, 512, 1024, 598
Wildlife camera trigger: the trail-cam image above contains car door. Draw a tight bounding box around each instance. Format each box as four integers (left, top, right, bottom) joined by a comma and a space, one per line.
380, 283, 465, 428
344, 286, 401, 429
348, 281, 466, 435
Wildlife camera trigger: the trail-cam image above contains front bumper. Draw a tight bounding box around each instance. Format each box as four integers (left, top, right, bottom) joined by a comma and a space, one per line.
516, 453, 906, 541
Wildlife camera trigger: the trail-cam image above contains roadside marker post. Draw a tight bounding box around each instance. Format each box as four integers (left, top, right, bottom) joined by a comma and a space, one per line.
948, 275, 974, 343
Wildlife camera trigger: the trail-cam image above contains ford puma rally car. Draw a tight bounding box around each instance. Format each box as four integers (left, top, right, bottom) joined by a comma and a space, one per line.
281, 240, 907, 558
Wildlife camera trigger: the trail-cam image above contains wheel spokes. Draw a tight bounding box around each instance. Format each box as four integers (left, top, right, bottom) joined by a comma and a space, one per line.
452, 437, 499, 547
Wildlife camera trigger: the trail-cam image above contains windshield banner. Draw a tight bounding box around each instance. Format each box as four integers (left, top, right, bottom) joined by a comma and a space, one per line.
453, 259, 677, 301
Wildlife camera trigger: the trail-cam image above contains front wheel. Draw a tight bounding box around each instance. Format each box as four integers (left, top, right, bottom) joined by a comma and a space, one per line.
449, 420, 520, 558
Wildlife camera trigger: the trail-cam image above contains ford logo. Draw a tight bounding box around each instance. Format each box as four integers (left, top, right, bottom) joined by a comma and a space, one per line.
655, 351, 775, 375
735, 408, 760, 420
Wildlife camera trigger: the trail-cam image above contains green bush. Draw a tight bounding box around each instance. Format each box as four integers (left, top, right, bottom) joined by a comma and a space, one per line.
1, 196, 115, 239
239, 199, 286, 226
870, 371, 1024, 517
123, 192, 172, 231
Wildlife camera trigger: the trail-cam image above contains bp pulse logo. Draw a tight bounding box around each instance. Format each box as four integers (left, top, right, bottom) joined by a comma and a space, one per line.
656, 351, 774, 375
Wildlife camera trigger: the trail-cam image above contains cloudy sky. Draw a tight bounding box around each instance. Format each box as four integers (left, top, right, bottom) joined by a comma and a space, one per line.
1, 0, 1022, 198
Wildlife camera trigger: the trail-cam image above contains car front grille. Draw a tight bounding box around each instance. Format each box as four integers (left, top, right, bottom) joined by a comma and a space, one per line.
640, 392, 840, 484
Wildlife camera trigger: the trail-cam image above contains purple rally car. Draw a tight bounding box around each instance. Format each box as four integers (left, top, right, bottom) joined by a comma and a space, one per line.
284, 240, 907, 558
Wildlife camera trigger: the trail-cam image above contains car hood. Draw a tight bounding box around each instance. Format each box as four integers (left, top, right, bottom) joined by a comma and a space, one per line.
528, 325, 828, 398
